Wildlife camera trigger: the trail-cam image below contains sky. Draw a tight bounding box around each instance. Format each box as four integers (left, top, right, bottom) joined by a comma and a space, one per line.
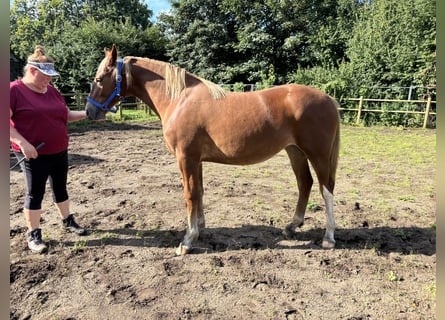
9, 0, 173, 20
146, 0, 172, 20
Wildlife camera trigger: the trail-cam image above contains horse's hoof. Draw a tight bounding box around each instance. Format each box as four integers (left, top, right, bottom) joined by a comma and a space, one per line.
283, 224, 296, 239
322, 238, 335, 249
175, 242, 191, 255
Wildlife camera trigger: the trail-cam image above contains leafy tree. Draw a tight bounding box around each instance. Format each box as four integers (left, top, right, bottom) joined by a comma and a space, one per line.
49, 17, 167, 92
158, 0, 238, 82
346, 0, 436, 90
289, 0, 435, 103
160, 0, 359, 84
10, 0, 167, 92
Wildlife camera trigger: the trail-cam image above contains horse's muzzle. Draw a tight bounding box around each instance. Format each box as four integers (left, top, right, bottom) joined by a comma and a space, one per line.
85, 102, 106, 121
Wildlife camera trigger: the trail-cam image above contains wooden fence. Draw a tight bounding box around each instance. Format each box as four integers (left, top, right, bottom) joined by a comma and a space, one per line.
340, 97, 436, 128
64, 93, 436, 128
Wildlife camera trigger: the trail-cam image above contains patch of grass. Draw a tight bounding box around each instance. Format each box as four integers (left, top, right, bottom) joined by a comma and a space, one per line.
108, 109, 160, 122
386, 270, 401, 282
68, 109, 159, 131
254, 198, 263, 205
425, 281, 436, 298
398, 195, 415, 202
72, 239, 87, 252
136, 230, 146, 238
100, 232, 117, 239
338, 126, 435, 228
393, 229, 409, 240
307, 200, 322, 212
42, 231, 50, 241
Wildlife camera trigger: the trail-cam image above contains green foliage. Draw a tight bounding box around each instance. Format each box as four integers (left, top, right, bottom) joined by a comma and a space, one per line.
10, 0, 436, 127
233, 82, 245, 92
346, 0, 436, 89
161, 0, 360, 84
10, 0, 168, 92
255, 64, 276, 90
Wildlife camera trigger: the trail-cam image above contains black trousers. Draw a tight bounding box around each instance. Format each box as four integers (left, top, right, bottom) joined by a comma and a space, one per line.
14, 150, 69, 210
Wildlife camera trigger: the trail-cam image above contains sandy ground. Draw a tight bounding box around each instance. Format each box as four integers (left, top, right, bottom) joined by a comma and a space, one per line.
10, 121, 435, 319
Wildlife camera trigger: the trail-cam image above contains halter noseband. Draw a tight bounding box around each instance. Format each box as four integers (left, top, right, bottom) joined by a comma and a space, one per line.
86, 58, 125, 113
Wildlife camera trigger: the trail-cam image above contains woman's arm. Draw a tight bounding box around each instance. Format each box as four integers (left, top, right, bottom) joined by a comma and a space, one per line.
67, 109, 88, 122
10, 109, 38, 159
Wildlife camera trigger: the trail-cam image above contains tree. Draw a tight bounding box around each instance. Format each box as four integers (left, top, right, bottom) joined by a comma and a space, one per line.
346, 0, 436, 90
160, 0, 359, 84
10, 0, 167, 92
158, 0, 238, 82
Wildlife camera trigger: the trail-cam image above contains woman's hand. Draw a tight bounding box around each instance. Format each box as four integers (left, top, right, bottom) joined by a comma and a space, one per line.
19, 141, 39, 160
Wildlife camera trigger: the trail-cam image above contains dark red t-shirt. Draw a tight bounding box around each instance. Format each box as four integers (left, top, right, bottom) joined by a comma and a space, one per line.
10, 79, 69, 155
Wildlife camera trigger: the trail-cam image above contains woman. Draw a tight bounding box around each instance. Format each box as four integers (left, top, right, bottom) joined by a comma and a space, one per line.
10, 45, 87, 254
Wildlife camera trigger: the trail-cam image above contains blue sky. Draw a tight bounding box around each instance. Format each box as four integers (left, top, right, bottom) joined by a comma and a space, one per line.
147, 0, 172, 20
9, 0, 172, 20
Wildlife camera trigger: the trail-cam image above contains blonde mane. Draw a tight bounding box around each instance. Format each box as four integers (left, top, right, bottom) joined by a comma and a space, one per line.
123, 57, 226, 100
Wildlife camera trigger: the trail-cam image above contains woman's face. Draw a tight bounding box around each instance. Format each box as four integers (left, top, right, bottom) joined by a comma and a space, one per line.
31, 67, 52, 89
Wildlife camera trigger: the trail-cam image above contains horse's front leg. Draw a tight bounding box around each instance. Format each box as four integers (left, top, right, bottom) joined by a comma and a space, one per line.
196, 162, 205, 229
176, 156, 204, 255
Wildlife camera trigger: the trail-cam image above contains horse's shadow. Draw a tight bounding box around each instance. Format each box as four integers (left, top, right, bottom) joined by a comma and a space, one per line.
69, 121, 162, 134
60, 224, 435, 256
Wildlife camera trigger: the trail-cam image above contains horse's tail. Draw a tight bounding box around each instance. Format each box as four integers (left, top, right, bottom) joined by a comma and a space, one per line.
329, 98, 341, 191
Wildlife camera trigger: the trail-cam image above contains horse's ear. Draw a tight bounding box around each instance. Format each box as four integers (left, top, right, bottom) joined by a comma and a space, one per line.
104, 47, 111, 56
110, 44, 118, 65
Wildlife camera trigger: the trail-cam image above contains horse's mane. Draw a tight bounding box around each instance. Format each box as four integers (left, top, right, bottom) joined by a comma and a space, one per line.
123, 57, 226, 100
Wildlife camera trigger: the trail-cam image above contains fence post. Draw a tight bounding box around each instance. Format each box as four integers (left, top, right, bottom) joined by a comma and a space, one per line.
76, 92, 81, 110
423, 97, 432, 129
356, 96, 363, 125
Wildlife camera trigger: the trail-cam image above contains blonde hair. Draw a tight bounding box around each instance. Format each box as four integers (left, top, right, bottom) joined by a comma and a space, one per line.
24, 45, 54, 74
164, 64, 226, 100
124, 57, 226, 100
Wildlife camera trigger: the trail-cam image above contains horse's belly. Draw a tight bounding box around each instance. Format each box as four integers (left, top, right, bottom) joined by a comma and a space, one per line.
202, 131, 293, 165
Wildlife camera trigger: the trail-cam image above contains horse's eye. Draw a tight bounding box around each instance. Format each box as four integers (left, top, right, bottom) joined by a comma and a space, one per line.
95, 77, 102, 83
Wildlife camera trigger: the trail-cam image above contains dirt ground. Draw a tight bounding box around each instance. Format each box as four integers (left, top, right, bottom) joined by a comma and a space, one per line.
10, 121, 436, 320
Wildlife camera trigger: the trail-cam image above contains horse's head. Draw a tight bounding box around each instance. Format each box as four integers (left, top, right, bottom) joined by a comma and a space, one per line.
85, 44, 124, 121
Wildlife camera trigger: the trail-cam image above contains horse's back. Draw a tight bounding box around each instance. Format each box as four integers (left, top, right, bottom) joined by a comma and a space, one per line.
165, 83, 339, 164
246, 84, 339, 127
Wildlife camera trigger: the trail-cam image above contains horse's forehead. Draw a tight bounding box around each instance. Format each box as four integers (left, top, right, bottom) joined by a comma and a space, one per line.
96, 57, 109, 75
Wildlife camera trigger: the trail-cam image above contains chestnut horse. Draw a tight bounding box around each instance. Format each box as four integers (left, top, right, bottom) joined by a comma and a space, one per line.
86, 45, 340, 255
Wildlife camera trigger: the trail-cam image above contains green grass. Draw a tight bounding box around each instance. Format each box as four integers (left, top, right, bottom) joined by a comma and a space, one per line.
337, 125, 435, 227
68, 109, 159, 130
72, 239, 87, 252
107, 109, 160, 122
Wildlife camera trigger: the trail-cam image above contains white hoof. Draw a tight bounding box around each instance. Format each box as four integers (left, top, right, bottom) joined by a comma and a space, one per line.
322, 238, 335, 249
175, 242, 191, 255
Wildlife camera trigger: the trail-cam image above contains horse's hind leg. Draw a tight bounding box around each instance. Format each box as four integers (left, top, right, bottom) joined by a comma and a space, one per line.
283, 145, 313, 238
321, 185, 335, 249
310, 156, 336, 249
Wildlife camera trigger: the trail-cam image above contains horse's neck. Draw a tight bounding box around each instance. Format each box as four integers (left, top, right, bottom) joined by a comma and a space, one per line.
127, 59, 172, 119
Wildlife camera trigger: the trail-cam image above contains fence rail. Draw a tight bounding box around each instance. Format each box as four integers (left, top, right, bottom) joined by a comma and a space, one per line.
340, 96, 436, 128
63, 92, 437, 128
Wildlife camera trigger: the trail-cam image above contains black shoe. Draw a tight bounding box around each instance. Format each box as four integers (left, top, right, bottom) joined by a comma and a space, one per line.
62, 214, 86, 235
27, 228, 48, 254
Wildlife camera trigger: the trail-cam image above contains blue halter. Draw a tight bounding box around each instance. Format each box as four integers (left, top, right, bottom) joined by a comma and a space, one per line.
86, 58, 125, 113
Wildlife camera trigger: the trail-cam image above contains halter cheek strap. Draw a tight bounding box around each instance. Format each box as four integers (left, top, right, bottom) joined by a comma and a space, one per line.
86, 58, 125, 113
